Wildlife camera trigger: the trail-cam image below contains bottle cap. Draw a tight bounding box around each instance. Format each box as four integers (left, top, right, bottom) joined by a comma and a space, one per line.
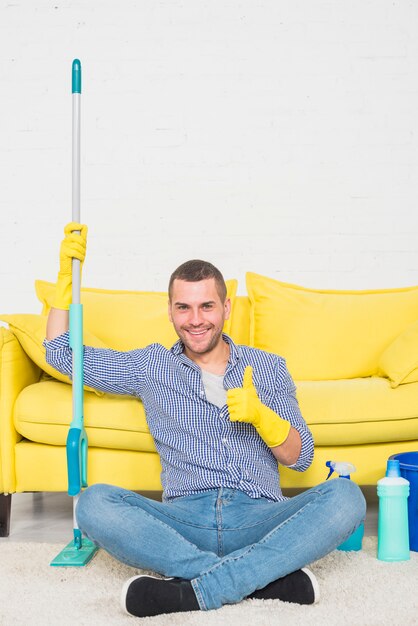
386, 459, 401, 477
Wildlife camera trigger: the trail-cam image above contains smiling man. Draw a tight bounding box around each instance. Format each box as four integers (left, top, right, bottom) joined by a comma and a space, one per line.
45, 224, 366, 618
168, 262, 231, 370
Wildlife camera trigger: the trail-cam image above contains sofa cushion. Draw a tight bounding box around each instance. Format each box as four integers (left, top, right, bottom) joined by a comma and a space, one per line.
14, 380, 156, 452
35, 279, 238, 350
378, 320, 418, 388
228, 296, 251, 345
0, 314, 106, 395
296, 377, 418, 445
246, 272, 418, 380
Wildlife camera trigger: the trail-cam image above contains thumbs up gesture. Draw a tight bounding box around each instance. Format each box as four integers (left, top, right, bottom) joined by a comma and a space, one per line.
227, 366, 291, 448
227, 366, 260, 425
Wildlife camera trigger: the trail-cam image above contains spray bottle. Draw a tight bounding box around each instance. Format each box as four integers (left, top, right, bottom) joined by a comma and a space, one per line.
326, 461, 364, 551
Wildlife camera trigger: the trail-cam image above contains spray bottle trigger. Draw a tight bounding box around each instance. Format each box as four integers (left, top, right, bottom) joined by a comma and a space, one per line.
325, 461, 334, 480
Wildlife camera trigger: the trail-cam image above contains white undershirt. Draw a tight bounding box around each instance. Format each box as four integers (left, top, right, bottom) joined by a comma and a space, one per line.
201, 369, 227, 408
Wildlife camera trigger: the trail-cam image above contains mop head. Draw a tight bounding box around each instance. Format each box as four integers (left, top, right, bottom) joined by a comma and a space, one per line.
50, 537, 98, 567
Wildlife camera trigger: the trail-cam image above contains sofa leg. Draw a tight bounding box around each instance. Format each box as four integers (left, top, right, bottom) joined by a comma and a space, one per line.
0, 494, 12, 537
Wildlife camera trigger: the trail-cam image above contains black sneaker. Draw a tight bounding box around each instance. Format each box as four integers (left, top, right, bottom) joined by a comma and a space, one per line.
121, 575, 200, 617
248, 568, 320, 605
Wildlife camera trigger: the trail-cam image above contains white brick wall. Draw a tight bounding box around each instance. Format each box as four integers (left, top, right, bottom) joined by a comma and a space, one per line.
1, 0, 418, 314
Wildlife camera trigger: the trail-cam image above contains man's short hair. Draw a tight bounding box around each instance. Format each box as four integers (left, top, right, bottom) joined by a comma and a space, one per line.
168, 260, 227, 302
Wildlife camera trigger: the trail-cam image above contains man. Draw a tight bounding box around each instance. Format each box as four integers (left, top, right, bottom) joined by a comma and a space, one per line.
45, 223, 366, 618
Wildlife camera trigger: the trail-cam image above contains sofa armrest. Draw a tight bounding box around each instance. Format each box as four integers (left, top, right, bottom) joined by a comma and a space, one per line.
0, 328, 41, 492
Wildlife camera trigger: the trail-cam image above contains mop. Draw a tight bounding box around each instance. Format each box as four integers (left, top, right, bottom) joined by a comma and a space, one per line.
50, 60, 99, 566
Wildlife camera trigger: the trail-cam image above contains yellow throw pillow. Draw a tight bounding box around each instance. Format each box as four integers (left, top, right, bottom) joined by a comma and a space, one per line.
35, 279, 238, 350
0, 314, 107, 395
378, 320, 418, 387
246, 272, 418, 381
228, 296, 251, 345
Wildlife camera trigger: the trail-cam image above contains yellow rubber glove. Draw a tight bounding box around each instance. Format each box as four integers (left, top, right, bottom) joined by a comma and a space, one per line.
227, 366, 291, 448
52, 222, 88, 310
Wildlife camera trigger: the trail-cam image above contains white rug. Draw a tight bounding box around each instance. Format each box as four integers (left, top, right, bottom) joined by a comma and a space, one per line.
0, 537, 417, 626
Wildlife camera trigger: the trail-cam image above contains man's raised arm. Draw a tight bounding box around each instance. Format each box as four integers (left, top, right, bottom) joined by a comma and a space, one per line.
46, 308, 70, 340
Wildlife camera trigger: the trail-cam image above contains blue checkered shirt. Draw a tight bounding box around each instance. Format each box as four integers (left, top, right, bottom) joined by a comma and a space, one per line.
45, 333, 314, 502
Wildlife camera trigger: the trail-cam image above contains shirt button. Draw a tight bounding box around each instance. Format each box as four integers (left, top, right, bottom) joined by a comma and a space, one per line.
222, 438, 227, 444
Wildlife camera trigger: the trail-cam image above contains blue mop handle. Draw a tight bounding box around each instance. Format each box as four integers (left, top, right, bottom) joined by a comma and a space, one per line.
67, 304, 88, 495
72, 58, 81, 94
66, 59, 88, 497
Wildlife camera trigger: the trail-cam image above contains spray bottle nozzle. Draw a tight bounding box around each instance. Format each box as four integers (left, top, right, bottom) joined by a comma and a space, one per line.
326, 461, 356, 480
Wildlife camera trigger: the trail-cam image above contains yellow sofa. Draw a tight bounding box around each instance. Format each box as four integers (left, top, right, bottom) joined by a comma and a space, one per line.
1, 273, 418, 536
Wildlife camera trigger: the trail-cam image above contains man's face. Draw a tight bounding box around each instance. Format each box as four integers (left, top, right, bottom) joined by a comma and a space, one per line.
168, 278, 231, 359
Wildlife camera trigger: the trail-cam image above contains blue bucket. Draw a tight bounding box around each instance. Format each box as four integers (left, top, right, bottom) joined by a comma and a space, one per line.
389, 452, 418, 552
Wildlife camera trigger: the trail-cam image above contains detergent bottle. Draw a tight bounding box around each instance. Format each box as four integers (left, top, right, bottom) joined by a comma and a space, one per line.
377, 459, 410, 561
326, 461, 364, 551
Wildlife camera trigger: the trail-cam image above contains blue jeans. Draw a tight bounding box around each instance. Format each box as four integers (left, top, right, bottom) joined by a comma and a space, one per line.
76, 479, 366, 610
